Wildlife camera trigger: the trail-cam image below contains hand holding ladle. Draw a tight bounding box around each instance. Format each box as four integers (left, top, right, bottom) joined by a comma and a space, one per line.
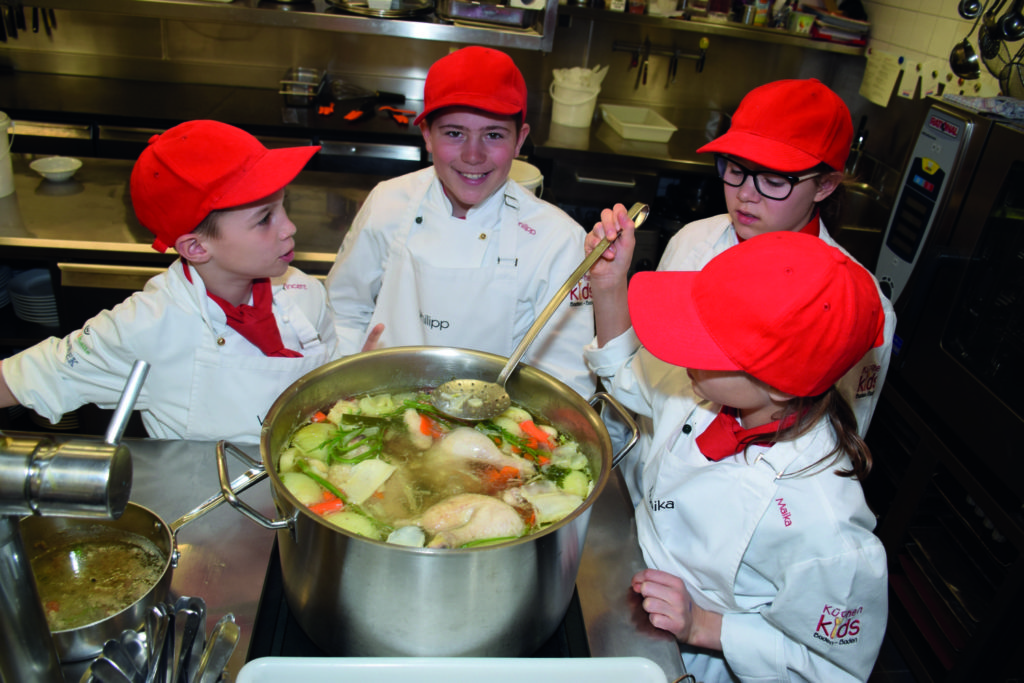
431, 202, 651, 422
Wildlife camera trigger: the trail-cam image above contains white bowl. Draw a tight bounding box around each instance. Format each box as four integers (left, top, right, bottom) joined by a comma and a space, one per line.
29, 156, 83, 182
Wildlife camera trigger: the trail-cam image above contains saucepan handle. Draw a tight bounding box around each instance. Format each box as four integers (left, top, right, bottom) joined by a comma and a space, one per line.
589, 391, 639, 468
215, 440, 291, 531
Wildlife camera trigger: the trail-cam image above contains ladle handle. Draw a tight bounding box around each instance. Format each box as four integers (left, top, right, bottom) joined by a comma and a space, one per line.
104, 360, 151, 446
495, 202, 650, 386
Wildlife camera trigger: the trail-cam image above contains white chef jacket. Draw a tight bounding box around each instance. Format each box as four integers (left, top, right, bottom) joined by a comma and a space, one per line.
4, 260, 338, 443
325, 167, 596, 398
585, 332, 888, 683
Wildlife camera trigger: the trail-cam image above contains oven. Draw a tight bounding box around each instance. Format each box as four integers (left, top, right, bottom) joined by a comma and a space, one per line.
863, 101, 1024, 682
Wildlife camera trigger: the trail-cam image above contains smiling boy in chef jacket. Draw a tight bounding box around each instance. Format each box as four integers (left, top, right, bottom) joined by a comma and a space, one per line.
585, 228, 888, 682
325, 46, 596, 399
0, 120, 341, 443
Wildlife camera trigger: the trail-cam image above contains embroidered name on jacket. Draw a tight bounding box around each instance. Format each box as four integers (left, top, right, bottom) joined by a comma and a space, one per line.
420, 312, 450, 331
776, 497, 793, 527
813, 604, 863, 646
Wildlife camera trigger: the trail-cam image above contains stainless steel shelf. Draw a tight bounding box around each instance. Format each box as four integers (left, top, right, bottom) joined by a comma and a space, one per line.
558, 6, 866, 56
32, 0, 558, 51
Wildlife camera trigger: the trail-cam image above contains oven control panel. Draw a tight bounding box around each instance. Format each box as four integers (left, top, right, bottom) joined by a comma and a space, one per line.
875, 106, 969, 303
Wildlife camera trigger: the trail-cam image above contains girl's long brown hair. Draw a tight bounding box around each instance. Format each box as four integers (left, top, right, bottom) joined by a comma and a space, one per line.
739, 387, 872, 481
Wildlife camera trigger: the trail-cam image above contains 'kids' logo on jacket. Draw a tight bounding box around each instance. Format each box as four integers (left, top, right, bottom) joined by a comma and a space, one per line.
855, 363, 880, 398
813, 604, 863, 646
569, 273, 594, 308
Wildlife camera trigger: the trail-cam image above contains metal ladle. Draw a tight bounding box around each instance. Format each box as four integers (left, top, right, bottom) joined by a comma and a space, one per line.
951, 2, 988, 78
431, 202, 650, 422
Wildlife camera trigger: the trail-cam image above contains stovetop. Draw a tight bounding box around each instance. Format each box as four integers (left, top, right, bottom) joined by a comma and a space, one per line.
245, 539, 591, 660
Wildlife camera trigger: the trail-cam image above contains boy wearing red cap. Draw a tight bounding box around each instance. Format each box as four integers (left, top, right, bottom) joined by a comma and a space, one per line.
0, 120, 337, 442
587, 230, 888, 682
325, 46, 595, 398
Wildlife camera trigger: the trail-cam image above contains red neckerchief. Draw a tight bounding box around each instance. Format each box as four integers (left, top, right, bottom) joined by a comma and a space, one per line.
736, 211, 820, 243
695, 407, 797, 461
183, 263, 302, 358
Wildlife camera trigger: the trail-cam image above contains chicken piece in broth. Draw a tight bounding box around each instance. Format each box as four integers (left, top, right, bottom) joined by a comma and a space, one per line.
418, 493, 526, 548
425, 427, 536, 476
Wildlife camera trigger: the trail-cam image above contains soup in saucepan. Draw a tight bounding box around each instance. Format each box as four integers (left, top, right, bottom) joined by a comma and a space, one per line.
30, 527, 166, 631
277, 391, 594, 548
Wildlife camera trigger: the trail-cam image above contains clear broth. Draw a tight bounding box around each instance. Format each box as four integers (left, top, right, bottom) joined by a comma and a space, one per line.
30, 526, 166, 632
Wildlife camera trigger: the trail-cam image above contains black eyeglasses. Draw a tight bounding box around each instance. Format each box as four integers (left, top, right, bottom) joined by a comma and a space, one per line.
714, 154, 822, 201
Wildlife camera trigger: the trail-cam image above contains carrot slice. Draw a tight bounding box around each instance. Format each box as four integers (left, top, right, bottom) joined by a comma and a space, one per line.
419, 413, 445, 438
310, 498, 346, 515
519, 420, 553, 448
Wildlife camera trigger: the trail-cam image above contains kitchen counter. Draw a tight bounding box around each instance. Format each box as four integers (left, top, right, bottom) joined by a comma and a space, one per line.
1, 432, 685, 681
0, 153, 369, 275
0, 72, 721, 176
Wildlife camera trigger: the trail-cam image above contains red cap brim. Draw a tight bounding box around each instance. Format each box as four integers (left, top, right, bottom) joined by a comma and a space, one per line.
210, 144, 320, 212
697, 129, 823, 174
628, 271, 740, 371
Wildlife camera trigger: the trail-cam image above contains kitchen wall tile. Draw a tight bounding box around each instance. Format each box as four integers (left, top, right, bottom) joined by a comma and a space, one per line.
894, 9, 928, 52
928, 16, 960, 59
866, 3, 897, 43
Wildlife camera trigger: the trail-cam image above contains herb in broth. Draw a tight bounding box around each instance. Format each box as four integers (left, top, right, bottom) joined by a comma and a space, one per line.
277, 391, 594, 548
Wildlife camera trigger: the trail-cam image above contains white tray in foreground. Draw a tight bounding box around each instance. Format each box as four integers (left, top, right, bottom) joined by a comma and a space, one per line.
237, 656, 668, 682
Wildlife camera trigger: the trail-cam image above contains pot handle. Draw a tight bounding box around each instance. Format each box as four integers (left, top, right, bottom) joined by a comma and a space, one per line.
215, 440, 292, 531
588, 391, 639, 468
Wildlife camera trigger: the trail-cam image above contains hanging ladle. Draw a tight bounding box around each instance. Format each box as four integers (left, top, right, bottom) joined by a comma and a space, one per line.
951, 0, 988, 78
431, 201, 651, 422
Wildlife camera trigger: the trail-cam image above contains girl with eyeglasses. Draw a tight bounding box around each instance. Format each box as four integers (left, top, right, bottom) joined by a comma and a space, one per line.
655, 79, 896, 439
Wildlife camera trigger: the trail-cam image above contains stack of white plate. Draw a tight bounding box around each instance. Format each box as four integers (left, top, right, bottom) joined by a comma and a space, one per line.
0, 264, 10, 308
10, 268, 59, 327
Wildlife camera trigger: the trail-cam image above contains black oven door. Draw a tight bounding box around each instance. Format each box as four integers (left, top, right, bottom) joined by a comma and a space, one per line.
893, 121, 1024, 495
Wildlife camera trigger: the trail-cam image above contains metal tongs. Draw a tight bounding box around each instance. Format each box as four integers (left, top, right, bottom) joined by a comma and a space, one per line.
83, 597, 237, 683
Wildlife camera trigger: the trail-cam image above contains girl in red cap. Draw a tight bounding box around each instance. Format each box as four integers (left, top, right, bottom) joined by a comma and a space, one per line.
660, 79, 894, 438
325, 46, 595, 400
0, 120, 345, 443
585, 228, 888, 682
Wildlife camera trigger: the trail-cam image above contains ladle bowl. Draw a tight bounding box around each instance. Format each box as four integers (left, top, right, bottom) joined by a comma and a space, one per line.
951, 37, 982, 78
960, 0, 983, 19
431, 202, 651, 422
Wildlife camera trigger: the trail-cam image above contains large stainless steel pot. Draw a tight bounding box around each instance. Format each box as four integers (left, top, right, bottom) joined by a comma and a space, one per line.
218, 346, 635, 657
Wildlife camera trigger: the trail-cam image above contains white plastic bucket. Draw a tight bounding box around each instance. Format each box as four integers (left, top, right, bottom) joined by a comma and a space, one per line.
509, 159, 543, 196
550, 82, 599, 128
0, 112, 14, 198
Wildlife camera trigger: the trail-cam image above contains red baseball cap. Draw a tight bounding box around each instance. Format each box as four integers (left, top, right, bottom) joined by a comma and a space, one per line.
130, 120, 320, 253
628, 232, 885, 397
413, 46, 528, 126
697, 79, 853, 173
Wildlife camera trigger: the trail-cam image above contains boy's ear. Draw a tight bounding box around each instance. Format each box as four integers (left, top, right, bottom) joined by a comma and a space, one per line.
174, 233, 212, 264
420, 122, 433, 153
514, 122, 531, 156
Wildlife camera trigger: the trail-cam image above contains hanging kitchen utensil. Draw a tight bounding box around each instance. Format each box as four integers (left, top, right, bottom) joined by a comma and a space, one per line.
998, 0, 1024, 41
431, 202, 651, 422
960, 0, 983, 19
951, 6, 986, 79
